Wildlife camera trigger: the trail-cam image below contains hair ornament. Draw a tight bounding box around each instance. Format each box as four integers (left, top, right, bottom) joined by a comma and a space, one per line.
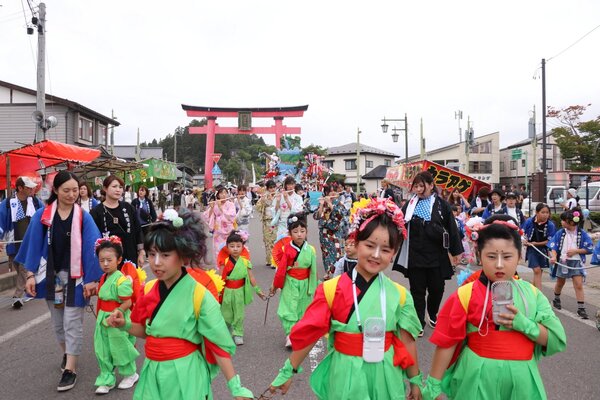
349, 197, 407, 238
465, 218, 524, 242
161, 208, 184, 228
572, 211, 581, 223
94, 235, 122, 251
287, 215, 299, 224
235, 230, 249, 242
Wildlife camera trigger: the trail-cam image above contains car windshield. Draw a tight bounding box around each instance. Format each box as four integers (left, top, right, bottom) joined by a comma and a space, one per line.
576, 186, 600, 200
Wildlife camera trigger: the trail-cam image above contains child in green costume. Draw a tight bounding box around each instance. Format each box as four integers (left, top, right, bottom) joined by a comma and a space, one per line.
270, 213, 318, 348
220, 230, 266, 346
269, 198, 423, 400
93, 236, 140, 395
423, 215, 567, 400
108, 209, 253, 400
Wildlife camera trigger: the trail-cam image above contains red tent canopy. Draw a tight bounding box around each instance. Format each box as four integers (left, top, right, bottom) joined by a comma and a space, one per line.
0, 140, 101, 189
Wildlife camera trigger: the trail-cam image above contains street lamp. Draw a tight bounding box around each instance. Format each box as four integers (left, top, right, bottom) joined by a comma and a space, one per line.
381, 114, 408, 164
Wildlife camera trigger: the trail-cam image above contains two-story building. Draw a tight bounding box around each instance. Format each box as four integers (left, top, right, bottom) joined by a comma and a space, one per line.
0, 80, 118, 151
324, 142, 398, 194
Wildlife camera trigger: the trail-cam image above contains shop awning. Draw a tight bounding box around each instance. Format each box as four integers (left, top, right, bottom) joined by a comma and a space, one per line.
125, 158, 177, 188
0, 140, 101, 189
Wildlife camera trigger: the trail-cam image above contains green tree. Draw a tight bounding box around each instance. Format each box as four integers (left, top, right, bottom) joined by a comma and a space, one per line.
302, 144, 328, 156
548, 104, 600, 171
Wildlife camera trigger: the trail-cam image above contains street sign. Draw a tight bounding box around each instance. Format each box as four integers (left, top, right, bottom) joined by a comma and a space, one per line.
511, 149, 522, 160
212, 164, 222, 176
212, 153, 222, 164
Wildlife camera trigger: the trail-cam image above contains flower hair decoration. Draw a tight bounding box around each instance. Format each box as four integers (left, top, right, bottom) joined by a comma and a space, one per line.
465, 218, 524, 243
161, 208, 184, 228
572, 211, 581, 223
349, 198, 407, 239
235, 230, 249, 242
95, 235, 123, 251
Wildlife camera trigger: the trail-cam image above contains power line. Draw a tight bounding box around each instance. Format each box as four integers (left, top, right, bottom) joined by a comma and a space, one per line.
547, 22, 600, 62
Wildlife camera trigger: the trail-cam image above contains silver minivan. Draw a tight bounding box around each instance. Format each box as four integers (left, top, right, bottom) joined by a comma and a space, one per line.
576, 182, 600, 212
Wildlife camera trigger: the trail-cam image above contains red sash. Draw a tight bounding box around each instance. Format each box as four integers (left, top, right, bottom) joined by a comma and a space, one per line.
287, 268, 310, 280
145, 336, 198, 361
333, 331, 415, 368
225, 279, 245, 289
97, 299, 121, 313
467, 330, 534, 360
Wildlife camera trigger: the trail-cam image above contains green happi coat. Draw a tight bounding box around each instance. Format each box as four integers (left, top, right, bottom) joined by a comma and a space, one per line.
94, 270, 139, 387
221, 256, 255, 336
431, 277, 567, 400
290, 273, 422, 399
274, 241, 318, 335
132, 271, 236, 400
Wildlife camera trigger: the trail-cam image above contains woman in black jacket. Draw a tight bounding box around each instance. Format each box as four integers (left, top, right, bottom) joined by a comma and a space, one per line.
131, 185, 157, 234
393, 171, 463, 334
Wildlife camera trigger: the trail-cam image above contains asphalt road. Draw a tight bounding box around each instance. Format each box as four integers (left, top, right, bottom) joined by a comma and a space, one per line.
1, 215, 599, 399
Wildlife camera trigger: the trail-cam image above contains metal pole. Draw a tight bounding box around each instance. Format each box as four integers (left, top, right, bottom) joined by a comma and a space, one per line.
420, 118, 425, 160
356, 128, 361, 194
35, 3, 47, 143
110, 109, 115, 155
541, 58, 547, 203
174, 131, 177, 164
404, 113, 408, 164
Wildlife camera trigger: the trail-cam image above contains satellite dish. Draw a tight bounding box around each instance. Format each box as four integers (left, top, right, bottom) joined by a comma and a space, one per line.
31, 110, 44, 123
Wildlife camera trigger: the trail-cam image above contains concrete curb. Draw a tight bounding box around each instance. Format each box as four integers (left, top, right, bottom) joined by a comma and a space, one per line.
0, 271, 16, 293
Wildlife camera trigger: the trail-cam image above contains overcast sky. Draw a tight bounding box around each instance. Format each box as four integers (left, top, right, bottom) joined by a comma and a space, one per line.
2, 0, 599, 158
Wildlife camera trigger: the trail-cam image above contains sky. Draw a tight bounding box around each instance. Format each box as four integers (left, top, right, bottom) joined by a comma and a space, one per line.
1, 0, 599, 159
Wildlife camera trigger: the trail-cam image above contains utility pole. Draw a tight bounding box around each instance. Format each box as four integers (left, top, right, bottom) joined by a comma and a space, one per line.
464, 117, 472, 176
530, 105, 537, 195
356, 128, 361, 194
455, 110, 463, 142
420, 118, 425, 160
174, 130, 178, 164
110, 109, 116, 155
541, 58, 548, 203
34, 3, 46, 143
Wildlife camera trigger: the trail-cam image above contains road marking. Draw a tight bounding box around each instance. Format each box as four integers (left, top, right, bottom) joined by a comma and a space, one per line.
309, 337, 325, 371
553, 307, 598, 329
0, 312, 50, 345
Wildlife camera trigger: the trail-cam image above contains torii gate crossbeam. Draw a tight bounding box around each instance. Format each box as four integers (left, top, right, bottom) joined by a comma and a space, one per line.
182, 105, 308, 188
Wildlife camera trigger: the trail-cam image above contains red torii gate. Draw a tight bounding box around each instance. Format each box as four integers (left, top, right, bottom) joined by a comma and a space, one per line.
181, 105, 309, 189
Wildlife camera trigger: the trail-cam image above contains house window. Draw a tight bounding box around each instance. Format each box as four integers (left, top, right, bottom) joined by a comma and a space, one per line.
500, 161, 505, 172
545, 159, 553, 170
469, 161, 492, 174
365, 160, 373, 168
384, 159, 391, 167
78, 117, 94, 142
98, 124, 107, 146
322, 160, 334, 169
478, 141, 492, 154
521, 159, 526, 167
510, 160, 517, 170
345, 159, 357, 170
433, 160, 445, 166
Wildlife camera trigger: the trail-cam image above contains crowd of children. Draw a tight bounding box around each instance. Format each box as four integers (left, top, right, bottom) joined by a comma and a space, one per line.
13, 171, 600, 399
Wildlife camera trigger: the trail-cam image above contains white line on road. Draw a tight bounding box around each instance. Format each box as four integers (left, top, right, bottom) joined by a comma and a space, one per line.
0, 312, 50, 345
553, 307, 598, 329
309, 337, 325, 371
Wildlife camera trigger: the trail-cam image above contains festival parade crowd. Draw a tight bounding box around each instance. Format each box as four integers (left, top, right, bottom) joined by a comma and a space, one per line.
2, 170, 600, 400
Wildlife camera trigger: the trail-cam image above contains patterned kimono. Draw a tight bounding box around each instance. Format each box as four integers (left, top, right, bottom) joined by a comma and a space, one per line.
203, 200, 236, 265
290, 272, 422, 399
314, 197, 347, 273
272, 240, 318, 334
430, 274, 566, 399
130, 269, 236, 400
94, 270, 139, 387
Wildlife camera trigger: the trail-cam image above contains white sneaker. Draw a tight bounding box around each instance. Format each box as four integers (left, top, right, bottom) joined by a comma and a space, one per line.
233, 336, 244, 346
117, 373, 139, 389
285, 335, 292, 348
95, 385, 114, 395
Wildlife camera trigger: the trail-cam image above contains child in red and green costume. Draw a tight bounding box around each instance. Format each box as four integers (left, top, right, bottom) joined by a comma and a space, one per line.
93, 236, 140, 395
108, 209, 253, 400
218, 230, 266, 345
423, 215, 566, 400
269, 198, 423, 399
269, 213, 318, 348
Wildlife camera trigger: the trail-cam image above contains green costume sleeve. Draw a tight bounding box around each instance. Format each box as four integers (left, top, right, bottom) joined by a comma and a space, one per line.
116, 277, 133, 299
532, 287, 566, 358
396, 287, 423, 339
308, 245, 318, 296
198, 288, 237, 355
